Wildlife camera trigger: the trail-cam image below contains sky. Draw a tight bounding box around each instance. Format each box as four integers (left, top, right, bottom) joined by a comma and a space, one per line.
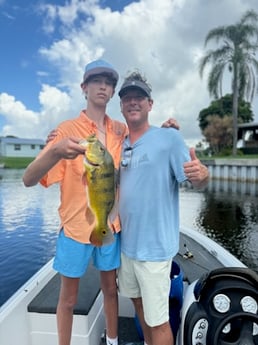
1, 0, 258, 147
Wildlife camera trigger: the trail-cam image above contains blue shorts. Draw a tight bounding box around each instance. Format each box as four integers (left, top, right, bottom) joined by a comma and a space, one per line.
53, 229, 121, 278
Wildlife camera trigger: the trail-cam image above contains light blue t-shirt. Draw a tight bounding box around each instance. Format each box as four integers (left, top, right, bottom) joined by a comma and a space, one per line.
119, 126, 190, 261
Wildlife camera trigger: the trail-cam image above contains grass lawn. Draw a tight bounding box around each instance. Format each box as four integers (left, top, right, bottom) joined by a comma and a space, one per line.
0, 157, 34, 169
1, 154, 258, 169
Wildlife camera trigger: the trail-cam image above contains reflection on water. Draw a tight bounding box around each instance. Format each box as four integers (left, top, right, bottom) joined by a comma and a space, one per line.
200, 182, 258, 273
180, 179, 258, 273
206, 178, 258, 196
0, 169, 60, 306
0, 170, 258, 307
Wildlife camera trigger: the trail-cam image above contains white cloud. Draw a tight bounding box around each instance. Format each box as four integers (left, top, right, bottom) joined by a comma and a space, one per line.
38, 84, 73, 133
1, 0, 258, 146
0, 93, 40, 137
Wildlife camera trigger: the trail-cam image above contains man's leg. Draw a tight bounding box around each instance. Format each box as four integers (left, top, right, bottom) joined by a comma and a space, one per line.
56, 275, 80, 345
132, 297, 152, 345
135, 259, 173, 345
151, 321, 174, 345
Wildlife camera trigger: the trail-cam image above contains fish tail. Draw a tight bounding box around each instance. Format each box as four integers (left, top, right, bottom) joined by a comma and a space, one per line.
90, 227, 114, 247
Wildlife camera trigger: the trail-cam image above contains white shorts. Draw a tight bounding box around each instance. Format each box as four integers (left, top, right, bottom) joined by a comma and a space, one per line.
118, 252, 172, 327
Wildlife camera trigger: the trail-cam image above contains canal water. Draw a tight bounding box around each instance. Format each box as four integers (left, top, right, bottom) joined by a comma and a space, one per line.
0, 169, 258, 307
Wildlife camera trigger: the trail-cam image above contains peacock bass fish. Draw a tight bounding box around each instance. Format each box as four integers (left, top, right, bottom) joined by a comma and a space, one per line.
80, 134, 115, 247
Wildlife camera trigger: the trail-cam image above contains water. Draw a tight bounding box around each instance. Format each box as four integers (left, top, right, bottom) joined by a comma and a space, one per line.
0, 169, 258, 307
0, 169, 59, 306
179, 181, 258, 272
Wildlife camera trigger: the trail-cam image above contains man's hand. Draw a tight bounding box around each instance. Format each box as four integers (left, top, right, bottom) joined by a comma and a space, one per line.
184, 148, 209, 188
161, 118, 180, 130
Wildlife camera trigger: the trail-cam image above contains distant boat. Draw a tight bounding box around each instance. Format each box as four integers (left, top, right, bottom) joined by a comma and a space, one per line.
0, 226, 257, 345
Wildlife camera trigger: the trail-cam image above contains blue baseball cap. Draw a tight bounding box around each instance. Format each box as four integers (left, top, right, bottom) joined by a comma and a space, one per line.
82, 59, 119, 85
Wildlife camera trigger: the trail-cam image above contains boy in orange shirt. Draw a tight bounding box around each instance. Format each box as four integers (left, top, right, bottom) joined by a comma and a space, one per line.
23, 60, 127, 345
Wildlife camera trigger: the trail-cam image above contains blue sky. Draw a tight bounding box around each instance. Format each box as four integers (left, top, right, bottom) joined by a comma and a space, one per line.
0, 0, 258, 145
0, 0, 135, 111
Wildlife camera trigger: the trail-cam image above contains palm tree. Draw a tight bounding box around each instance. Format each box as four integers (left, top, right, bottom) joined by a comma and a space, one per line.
199, 9, 258, 155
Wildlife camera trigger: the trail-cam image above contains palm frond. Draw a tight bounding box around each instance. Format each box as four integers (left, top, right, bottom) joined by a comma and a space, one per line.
199, 9, 258, 155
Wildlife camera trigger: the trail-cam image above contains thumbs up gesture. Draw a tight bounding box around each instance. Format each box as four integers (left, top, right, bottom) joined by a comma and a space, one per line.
183, 148, 209, 188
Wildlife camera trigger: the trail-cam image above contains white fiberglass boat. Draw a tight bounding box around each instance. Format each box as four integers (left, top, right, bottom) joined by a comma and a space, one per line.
0, 226, 257, 345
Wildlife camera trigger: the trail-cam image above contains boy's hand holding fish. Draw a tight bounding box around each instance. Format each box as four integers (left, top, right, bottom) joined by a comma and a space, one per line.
53, 137, 86, 160
23, 137, 86, 187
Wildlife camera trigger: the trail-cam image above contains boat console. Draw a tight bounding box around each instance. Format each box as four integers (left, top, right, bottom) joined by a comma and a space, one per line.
179, 267, 258, 345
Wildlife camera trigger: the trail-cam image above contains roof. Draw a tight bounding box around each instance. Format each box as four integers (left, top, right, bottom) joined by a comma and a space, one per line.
238, 122, 258, 129
0, 137, 45, 145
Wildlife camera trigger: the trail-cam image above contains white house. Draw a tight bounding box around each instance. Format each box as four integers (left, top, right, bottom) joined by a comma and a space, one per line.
237, 122, 258, 154
0, 137, 45, 158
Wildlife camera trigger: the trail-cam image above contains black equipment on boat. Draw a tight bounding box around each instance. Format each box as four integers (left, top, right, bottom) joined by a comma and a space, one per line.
183, 267, 258, 345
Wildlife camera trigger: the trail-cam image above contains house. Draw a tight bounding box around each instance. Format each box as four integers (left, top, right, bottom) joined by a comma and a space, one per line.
237, 122, 258, 154
0, 137, 45, 158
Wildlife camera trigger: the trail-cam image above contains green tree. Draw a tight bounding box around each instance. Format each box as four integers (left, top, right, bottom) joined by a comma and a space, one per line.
199, 9, 258, 156
198, 94, 254, 131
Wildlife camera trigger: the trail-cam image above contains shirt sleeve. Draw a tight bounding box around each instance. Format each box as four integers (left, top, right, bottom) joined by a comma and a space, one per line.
39, 131, 66, 187
169, 129, 190, 183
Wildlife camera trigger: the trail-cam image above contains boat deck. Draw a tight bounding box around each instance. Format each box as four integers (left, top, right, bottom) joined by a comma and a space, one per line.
27, 232, 224, 344
176, 231, 224, 283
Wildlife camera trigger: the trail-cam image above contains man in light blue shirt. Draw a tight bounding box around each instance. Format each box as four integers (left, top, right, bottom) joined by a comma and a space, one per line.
118, 71, 209, 345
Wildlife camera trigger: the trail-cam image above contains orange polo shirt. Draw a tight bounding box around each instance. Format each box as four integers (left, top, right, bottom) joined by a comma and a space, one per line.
40, 111, 127, 243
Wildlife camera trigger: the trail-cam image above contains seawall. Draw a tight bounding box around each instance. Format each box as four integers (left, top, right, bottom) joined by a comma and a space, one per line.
201, 159, 258, 183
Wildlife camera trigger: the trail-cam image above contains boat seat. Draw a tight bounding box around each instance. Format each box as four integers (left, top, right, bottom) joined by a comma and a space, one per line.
28, 262, 100, 315
27, 262, 104, 345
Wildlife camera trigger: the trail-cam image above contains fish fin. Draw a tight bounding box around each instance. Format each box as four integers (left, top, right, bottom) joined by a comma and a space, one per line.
85, 207, 95, 226
90, 227, 114, 247
108, 193, 119, 225
82, 173, 88, 186
102, 228, 114, 245
89, 231, 103, 247
108, 200, 118, 227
